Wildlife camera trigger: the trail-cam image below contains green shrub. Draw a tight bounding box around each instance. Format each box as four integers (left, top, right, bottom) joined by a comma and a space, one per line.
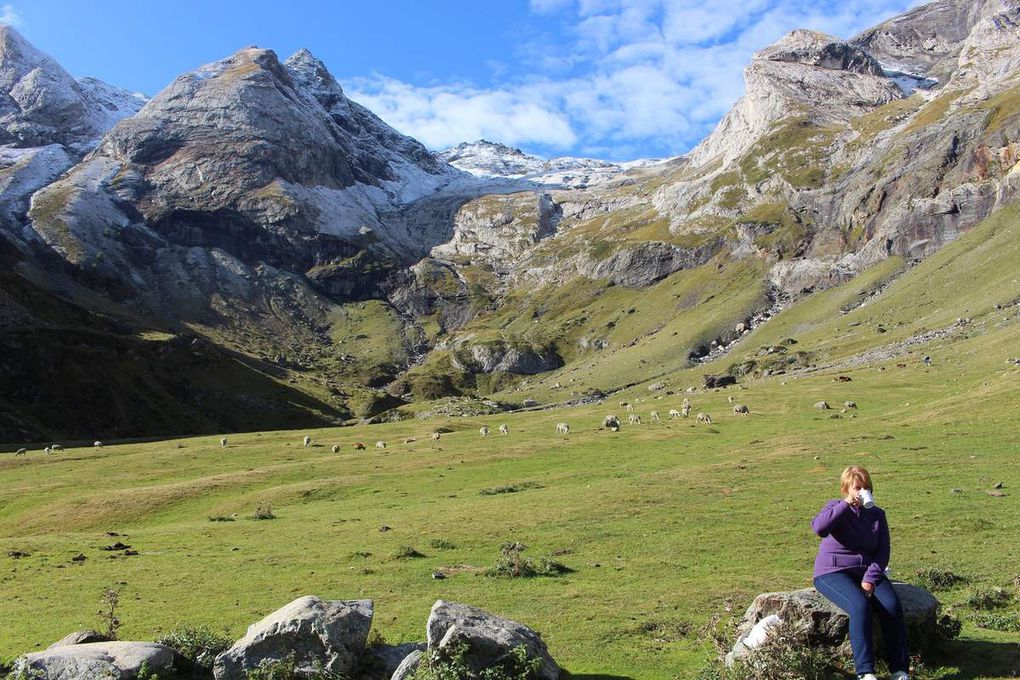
914, 567, 967, 591
412, 640, 542, 680
485, 542, 571, 579
392, 546, 426, 560
964, 586, 1012, 610
244, 653, 345, 680
156, 625, 232, 671
698, 623, 851, 680
208, 515, 236, 522
972, 612, 1020, 632
429, 539, 456, 550
479, 482, 543, 496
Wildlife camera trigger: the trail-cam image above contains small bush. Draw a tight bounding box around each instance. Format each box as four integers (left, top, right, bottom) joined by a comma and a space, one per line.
429, 539, 457, 550
485, 542, 571, 579
700, 623, 851, 680
251, 504, 276, 520
973, 612, 1020, 632
935, 612, 962, 640
156, 625, 232, 671
97, 586, 122, 640
245, 653, 344, 680
964, 587, 1012, 610
412, 640, 542, 680
479, 482, 543, 496
914, 567, 967, 591
207, 515, 235, 522
392, 545, 425, 560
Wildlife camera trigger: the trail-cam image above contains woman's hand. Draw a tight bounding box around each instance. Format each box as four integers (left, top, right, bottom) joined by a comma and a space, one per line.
861, 581, 875, 596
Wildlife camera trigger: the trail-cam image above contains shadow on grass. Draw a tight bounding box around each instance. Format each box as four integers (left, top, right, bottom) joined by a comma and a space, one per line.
927, 639, 1020, 679
565, 676, 638, 680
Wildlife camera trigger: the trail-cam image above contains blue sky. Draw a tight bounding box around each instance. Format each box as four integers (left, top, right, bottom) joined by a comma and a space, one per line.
6, 0, 920, 160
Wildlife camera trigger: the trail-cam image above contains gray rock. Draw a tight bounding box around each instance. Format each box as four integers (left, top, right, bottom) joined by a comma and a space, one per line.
390, 649, 423, 680
426, 600, 559, 680
450, 339, 562, 375
13, 641, 177, 680
725, 584, 940, 666
361, 642, 425, 680
213, 595, 373, 679
583, 240, 718, 288
46, 630, 111, 649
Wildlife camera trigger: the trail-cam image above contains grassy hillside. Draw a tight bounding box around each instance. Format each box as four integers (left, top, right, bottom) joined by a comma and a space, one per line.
2, 204, 1019, 678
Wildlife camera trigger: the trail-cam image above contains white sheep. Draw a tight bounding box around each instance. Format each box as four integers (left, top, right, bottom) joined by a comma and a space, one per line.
844, 401, 857, 409
603, 415, 621, 431
499, 424, 509, 435
668, 409, 681, 419
696, 412, 713, 424
49, 444, 62, 452
404, 437, 417, 444
479, 426, 490, 437
556, 422, 570, 435
628, 414, 642, 425
331, 444, 340, 454
682, 403, 692, 417
93, 441, 103, 449
733, 404, 750, 415
650, 410, 660, 422
43, 446, 50, 454
626, 403, 634, 413
15, 448, 26, 456
220, 437, 228, 447
303, 435, 311, 447
432, 432, 441, 440
375, 441, 387, 449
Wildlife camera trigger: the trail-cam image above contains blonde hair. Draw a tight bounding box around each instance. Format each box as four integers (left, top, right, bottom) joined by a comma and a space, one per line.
840, 465, 873, 496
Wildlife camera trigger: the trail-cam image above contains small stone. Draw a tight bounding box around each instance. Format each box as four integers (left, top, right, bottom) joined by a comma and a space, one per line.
950, 488, 962, 494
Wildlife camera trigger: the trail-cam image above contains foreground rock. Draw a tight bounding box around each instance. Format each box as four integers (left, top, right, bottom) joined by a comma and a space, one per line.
213, 595, 373, 679
14, 641, 177, 680
726, 584, 940, 666
46, 630, 112, 649
427, 600, 560, 680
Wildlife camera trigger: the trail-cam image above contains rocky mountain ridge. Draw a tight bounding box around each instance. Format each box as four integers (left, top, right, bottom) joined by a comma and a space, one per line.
1, 0, 1018, 440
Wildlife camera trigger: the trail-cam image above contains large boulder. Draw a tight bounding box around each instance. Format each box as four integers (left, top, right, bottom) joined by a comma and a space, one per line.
426, 600, 559, 680
213, 595, 373, 679
726, 584, 940, 666
46, 630, 112, 649
13, 641, 177, 679
360, 642, 425, 680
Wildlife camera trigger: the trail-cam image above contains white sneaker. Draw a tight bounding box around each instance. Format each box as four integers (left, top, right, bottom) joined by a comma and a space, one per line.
890, 672, 910, 680
858, 675, 878, 680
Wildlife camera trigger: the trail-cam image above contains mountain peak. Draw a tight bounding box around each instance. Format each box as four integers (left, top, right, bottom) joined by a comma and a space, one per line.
756, 29, 884, 75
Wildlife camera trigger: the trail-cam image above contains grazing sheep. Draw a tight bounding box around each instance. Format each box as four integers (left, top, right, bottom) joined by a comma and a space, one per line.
733, 404, 750, 415
556, 422, 570, 435
844, 401, 857, 409
375, 441, 387, 449
681, 403, 692, 417
696, 412, 713, 424
834, 375, 852, 382
303, 435, 311, 447
625, 403, 634, 413
923, 355, 932, 366
93, 441, 103, 449
15, 448, 26, 456
499, 424, 509, 435
603, 415, 621, 431
628, 414, 642, 425
404, 437, 417, 444
479, 426, 490, 437
220, 437, 228, 448
814, 401, 830, 410
43, 446, 50, 454
331, 444, 340, 454
353, 442, 366, 451
727, 395, 735, 404
432, 432, 441, 440
49, 444, 62, 452
650, 410, 660, 422
668, 409, 681, 419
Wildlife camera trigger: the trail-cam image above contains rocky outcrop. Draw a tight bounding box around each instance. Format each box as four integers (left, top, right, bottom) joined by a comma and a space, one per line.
432, 192, 561, 266
13, 641, 178, 680
450, 338, 563, 375
725, 585, 940, 666
213, 596, 373, 679
426, 600, 560, 680
581, 240, 719, 288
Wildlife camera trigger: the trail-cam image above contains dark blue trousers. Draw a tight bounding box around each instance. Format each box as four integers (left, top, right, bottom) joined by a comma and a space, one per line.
813, 571, 910, 675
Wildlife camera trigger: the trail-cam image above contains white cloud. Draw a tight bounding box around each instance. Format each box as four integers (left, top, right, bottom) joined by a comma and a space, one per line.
0, 3, 22, 26
349, 0, 921, 159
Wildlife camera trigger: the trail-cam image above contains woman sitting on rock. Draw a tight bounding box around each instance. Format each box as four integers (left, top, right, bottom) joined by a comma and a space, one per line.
812, 465, 910, 680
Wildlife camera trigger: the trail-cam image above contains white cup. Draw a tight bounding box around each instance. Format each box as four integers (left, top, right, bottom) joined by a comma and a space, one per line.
858, 489, 875, 509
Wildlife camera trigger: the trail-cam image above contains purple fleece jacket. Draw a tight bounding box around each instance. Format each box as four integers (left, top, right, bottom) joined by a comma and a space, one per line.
812, 499, 890, 583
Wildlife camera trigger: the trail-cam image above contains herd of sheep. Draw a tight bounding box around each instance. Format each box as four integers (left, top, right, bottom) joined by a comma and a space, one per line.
8, 392, 864, 456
